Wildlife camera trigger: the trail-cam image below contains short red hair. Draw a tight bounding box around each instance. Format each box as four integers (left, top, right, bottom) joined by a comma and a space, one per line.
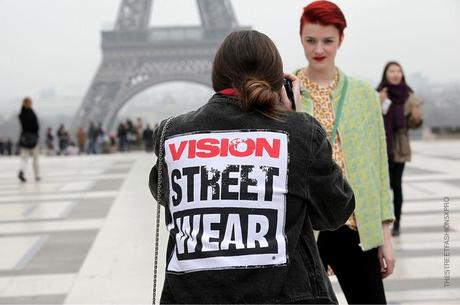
299, 1, 347, 36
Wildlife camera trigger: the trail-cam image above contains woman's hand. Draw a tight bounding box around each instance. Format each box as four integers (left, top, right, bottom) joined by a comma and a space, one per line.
379, 87, 388, 103
280, 73, 301, 111
411, 105, 422, 121
378, 222, 396, 279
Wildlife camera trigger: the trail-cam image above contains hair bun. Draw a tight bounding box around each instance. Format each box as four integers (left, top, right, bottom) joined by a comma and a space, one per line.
243, 79, 279, 111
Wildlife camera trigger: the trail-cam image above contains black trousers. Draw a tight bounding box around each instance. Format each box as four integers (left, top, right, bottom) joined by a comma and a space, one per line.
388, 161, 406, 227
317, 226, 387, 304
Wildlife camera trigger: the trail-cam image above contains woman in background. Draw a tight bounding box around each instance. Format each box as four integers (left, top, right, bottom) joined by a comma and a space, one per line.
377, 61, 423, 237
18, 97, 41, 182
57, 124, 70, 156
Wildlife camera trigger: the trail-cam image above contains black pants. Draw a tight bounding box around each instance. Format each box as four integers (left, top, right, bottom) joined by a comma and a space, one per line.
388, 161, 406, 227
317, 226, 387, 304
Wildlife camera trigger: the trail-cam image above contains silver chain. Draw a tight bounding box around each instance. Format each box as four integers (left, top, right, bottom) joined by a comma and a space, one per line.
153, 117, 174, 305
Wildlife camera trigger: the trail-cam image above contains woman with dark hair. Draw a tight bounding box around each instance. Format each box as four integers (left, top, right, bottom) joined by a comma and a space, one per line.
57, 124, 70, 156
295, 1, 395, 304
377, 61, 423, 237
149, 30, 355, 304
18, 97, 41, 182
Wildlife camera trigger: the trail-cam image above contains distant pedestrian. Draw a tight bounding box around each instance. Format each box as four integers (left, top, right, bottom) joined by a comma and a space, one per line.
0, 137, 4, 155
99, 129, 111, 154
76, 127, 87, 154
126, 119, 136, 147
109, 133, 117, 153
377, 61, 423, 237
117, 123, 128, 152
142, 124, 154, 152
135, 117, 144, 146
5, 138, 13, 156
87, 122, 98, 154
46, 127, 55, 155
57, 124, 70, 155
66, 141, 79, 155
96, 122, 104, 153
18, 97, 41, 182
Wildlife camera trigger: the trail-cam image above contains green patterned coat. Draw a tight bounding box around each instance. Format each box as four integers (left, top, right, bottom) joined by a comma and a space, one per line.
297, 68, 395, 251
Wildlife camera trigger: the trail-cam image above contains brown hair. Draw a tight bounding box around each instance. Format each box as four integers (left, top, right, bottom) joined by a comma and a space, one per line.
22, 97, 32, 108
212, 30, 286, 119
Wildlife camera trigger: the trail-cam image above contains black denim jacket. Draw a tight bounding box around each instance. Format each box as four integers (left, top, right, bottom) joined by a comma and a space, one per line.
149, 94, 355, 304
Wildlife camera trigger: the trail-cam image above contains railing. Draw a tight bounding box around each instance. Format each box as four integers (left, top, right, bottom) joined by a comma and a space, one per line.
101, 26, 250, 45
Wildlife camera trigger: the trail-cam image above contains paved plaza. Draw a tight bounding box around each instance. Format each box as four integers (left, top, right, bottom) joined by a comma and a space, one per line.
0, 140, 458, 304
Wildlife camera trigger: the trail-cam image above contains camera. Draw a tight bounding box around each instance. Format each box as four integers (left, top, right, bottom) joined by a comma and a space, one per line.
284, 79, 296, 111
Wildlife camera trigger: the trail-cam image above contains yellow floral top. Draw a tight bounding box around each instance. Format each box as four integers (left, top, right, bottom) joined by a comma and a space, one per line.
295, 67, 394, 251
298, 69, 357, 230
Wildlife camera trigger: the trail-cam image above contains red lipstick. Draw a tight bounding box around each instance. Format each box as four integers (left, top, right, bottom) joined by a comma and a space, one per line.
313, 56, 326, 62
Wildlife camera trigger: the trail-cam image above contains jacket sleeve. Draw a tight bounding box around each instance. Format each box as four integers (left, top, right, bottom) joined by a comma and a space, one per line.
306, 121, 355, 231
371, 90, 395, 223
407, 94, 423, 129
148, 120, 167, 206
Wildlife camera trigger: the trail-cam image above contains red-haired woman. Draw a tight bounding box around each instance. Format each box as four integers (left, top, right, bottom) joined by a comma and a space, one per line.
377, 62, 423, 237
295, 1, 395, 304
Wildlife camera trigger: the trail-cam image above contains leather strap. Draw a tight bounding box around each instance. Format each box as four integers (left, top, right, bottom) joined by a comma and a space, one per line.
331, 75, 348, 145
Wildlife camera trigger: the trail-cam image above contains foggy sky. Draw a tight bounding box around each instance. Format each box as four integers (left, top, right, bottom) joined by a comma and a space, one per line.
0, 0, 459, 104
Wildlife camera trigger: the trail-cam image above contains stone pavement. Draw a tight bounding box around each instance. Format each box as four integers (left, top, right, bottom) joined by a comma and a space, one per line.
0, 140, 458, 304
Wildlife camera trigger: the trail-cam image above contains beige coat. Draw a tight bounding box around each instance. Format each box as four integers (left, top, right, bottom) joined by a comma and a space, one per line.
393, 93, 423, 163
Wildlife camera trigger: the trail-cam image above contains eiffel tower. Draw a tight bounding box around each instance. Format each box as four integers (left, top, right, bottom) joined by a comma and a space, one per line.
72, 0, 249, 131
